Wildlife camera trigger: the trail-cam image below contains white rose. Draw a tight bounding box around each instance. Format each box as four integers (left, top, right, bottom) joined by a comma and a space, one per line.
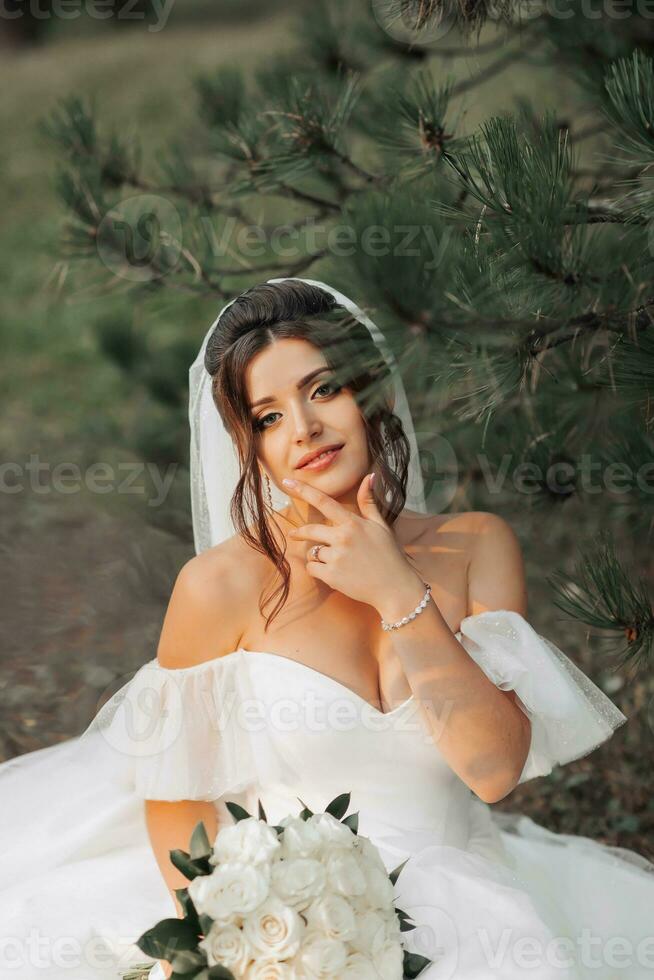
211, 817, 281, 867
198, 921, 251, 973
308, 812, 356, 850
350, 908, 388, 957
304, 893, 357, 943
290, 929, 348, 979
373, 938, 404, 980
354, 835, 388, 874
381, 910, 402, 944
188, 862, 270, 921
324, 849, 367, 898
271, 857, 326, 911
280, 817, 324, 860
242, 894, 304, 961
358, 862, 395, 910
341, 951, 380, 979
245, 958, 298, 979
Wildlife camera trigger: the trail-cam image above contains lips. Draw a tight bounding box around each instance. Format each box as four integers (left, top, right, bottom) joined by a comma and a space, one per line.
295, 443, 345, 469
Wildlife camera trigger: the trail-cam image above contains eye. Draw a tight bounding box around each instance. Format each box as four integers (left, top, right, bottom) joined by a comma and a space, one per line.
253, 411, 280, 432
313, 379, 341, 398
252, 379, 341, 433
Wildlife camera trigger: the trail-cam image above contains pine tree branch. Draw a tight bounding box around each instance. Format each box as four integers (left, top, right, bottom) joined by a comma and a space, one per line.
567, 121, 608, 145
214, 249, 328, 278
526, 297, 654, 355
274, 182, 341, 211
566, 200, 648, 224
448, 45, 529, 98
329, 147, 382, 184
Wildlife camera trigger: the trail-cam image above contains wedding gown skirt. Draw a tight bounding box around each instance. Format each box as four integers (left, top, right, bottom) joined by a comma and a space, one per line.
1, 610, 653, 979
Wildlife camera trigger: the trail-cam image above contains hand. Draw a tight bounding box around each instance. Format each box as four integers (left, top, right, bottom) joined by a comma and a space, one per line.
282, 473, 424, 611
158, 960, 172, 979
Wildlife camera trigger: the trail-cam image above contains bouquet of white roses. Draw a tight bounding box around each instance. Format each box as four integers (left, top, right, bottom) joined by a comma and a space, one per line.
125, 792, 432, 980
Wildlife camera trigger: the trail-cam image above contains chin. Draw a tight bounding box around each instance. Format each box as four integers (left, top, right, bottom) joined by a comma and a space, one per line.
301, 470, 365, 496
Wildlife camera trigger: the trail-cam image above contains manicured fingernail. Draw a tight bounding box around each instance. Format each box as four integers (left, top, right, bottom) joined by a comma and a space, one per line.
282, 478, 297, 487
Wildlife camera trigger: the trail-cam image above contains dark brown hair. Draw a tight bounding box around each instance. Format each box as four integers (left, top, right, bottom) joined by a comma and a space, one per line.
204, 279, 411, 630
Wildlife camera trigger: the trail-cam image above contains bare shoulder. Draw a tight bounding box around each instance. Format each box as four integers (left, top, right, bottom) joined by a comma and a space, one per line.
467, 510, 523, 552
156, 532, 261, 669
465, 510, 528, 617
396, 508, 481, 548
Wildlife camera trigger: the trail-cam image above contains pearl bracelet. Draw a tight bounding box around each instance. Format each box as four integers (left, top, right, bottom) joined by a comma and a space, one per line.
380, 581, 432, 631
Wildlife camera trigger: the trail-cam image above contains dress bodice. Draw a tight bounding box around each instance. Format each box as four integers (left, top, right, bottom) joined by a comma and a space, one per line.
224, 646, 479, 861
80, 609, 627, 875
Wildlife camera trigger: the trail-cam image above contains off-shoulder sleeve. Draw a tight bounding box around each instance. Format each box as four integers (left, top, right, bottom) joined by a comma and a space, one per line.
76, 653, 261, 802
456, 610, 628, 784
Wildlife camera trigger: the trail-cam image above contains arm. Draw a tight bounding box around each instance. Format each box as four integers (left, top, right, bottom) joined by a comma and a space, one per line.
144, 798, 218, 919
377, 512, 532, 805
144, 553, 243, 976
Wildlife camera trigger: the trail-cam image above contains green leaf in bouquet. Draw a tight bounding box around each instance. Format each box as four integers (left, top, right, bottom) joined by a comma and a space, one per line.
174, 888, 201, 933
170, 969, 207, 980
136, 917, 200, 960
189, 820, 212, 860
396, 904, 421, 933
395, 906, 414, 925
198, 913, 215, 936
193, 968, 237, 980
170, 848, 212, 880
296, 796, 314, 819
389, 857, 410, 885
325, 791, 351, 820
342, 811, 359, 834
202, 967, 238, 979
403, 949, 433, 978
257, 798, 268, 822
224, 800, 252, 823
170, 949, 207, 973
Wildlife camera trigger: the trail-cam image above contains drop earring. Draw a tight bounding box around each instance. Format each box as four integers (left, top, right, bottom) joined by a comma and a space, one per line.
264, 472, 274, 510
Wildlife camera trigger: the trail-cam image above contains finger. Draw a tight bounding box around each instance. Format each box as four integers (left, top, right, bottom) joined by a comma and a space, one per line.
287, 523, 336, 544
305, 560, 329, 582
281, 477, 348, 524
356, 472, 387, 526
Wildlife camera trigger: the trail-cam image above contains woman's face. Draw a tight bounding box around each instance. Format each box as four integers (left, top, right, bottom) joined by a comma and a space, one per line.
244, 337, 372, 502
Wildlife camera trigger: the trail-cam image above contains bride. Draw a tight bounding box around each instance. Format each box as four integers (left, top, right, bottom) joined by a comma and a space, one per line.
1, 276, 653, 980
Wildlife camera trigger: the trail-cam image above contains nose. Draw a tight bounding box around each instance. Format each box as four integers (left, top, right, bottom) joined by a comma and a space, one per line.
289, 399, 321, 442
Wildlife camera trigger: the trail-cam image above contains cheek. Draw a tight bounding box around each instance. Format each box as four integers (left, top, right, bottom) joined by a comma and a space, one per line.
341, 399, 367, 439
335, 391, 365, 427
256, 430, 287, 473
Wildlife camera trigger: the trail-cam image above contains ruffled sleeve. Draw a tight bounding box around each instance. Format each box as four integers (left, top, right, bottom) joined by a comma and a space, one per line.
456, 610, 628, 784
76, 652, 261, 802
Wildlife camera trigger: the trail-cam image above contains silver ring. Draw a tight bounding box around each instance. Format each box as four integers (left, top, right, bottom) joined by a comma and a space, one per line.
309, 544, 325, 562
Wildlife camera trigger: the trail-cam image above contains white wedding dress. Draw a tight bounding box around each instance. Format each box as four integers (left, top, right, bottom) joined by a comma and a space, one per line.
1, 609, 653, 980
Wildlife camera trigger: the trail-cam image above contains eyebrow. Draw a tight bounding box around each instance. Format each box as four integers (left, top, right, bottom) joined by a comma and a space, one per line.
249, 367, 332, 410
